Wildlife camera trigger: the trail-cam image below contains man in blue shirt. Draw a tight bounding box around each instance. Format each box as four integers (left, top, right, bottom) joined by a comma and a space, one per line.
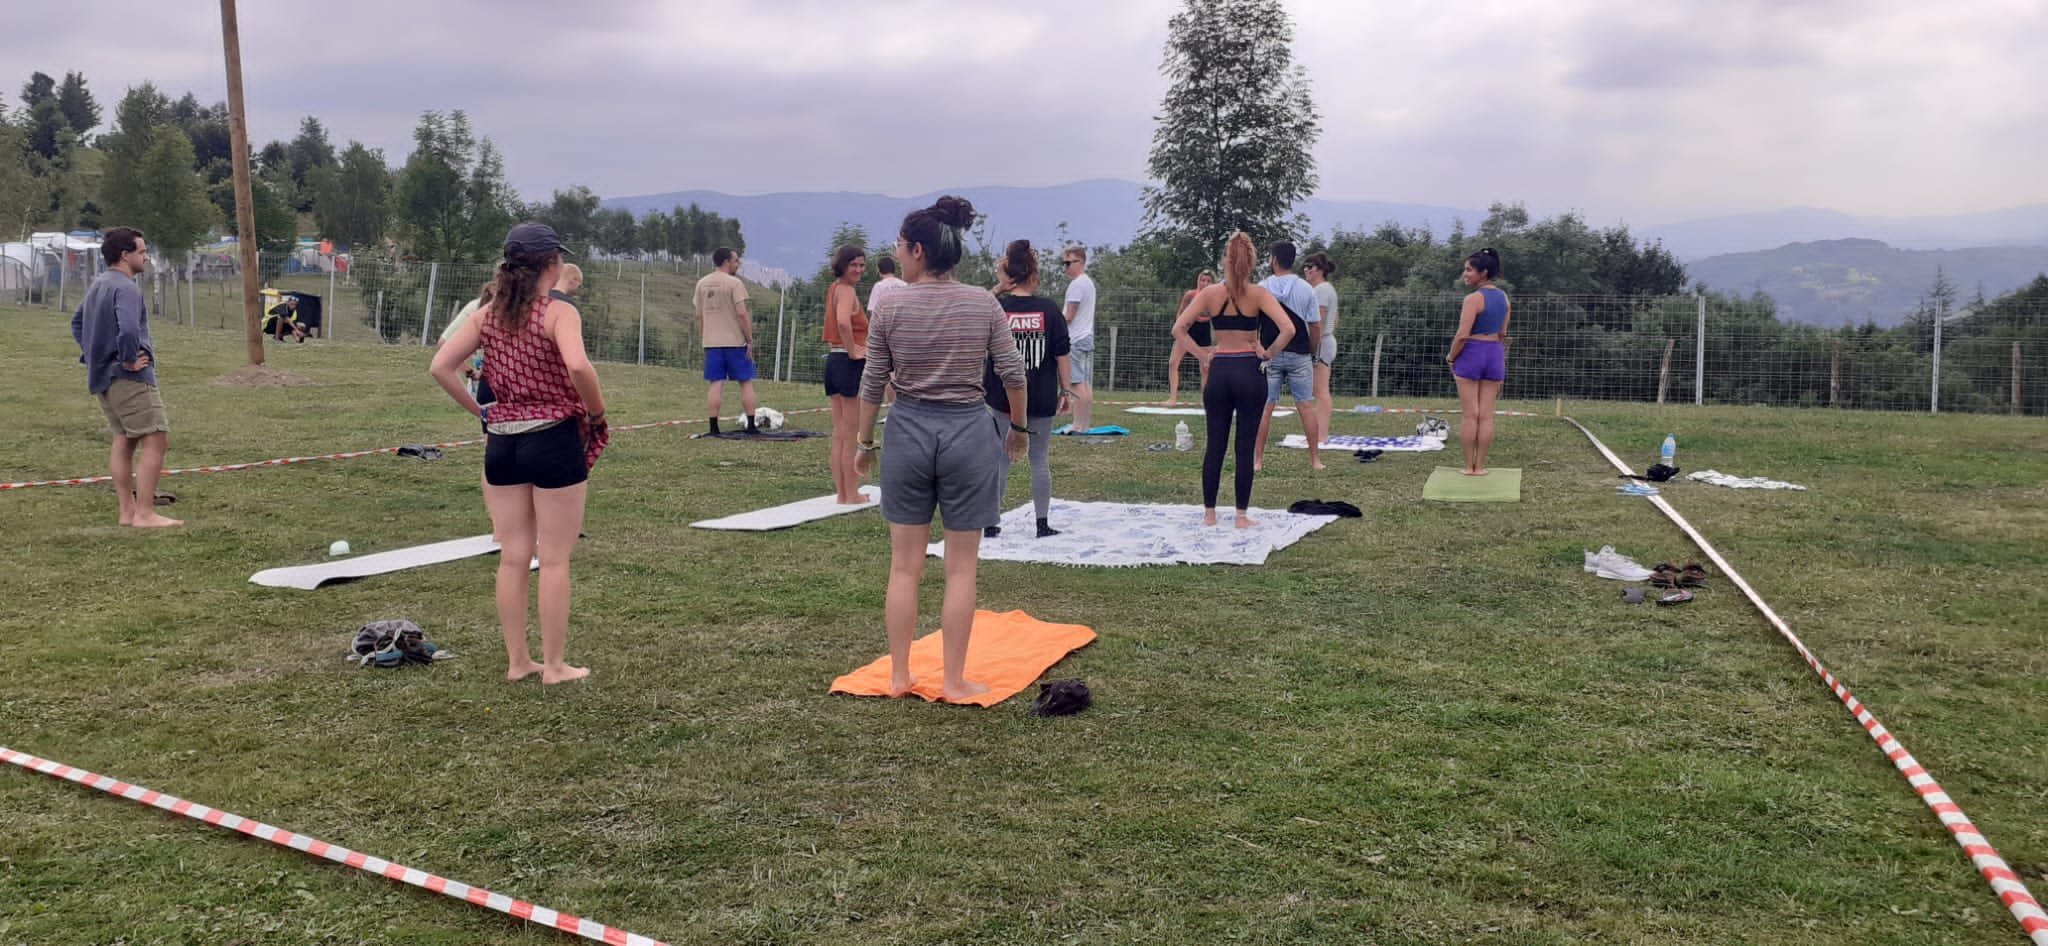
1256, 241, 1326, 471
71, 227, 181, 527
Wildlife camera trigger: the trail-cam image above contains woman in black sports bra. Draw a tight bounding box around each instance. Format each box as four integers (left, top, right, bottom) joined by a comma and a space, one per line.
1170, 232, 1295, 528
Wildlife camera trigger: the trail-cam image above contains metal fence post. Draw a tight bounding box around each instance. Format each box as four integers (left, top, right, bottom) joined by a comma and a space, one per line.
774, 285, 787, 383
2013, 341, 2023, 416
637, 274, 647, 366
1370, 332, 1384, 400
1695, 291, 1705, 406
1107, 324, 1119, 391
1931, 297, 1944, 413
420, 262, 439, 345
375, 289, 384, 339
328, 265, 337, 341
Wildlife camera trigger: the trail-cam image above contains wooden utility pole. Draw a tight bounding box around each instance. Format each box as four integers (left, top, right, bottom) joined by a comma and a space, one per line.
220, 0, 264, 365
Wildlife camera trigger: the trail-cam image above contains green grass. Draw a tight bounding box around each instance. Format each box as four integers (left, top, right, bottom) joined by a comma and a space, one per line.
2, 306, 2045, 945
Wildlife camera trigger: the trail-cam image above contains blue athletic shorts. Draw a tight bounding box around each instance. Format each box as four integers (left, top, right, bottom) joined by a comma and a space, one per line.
704, 346, 756, 383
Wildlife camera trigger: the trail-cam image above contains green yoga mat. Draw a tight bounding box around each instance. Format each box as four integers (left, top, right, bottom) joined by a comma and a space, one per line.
1422, 467, 1522, 502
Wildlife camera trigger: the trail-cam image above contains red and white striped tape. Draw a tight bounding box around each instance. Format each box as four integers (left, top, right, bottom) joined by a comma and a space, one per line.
0, 407, 838, 491
0, 745, 670, 946
1562, 416, 2048, 945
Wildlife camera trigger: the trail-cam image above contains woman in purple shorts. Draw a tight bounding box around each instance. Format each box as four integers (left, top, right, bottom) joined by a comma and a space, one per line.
1445, 248, 1510, 476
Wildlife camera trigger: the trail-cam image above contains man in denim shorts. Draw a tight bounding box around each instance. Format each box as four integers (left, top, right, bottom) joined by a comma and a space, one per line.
71, 227, 181, 527
1255, 242, 1326, 470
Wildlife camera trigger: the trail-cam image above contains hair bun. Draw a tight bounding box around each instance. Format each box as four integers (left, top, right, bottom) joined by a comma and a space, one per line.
934, 195, 976, 229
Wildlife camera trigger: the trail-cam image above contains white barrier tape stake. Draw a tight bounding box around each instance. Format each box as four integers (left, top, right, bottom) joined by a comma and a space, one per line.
1561, 416, 2048, 945
0, 746, 669, 946
0, 407, 839, 491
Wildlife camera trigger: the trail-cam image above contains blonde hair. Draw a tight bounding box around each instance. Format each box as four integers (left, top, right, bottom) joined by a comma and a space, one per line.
1222, 233, 1254, 295
558, 263, 583, 290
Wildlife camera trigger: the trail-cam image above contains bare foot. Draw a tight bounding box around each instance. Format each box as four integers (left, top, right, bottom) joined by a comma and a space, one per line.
1164, 398, 1181, 407
1203, 510, 1219, 527
131, 513, 183, 528
506, 661, 541, 682
940, 679, 992, 703
838, 494, 873, 505
1461, 468, 1489, 476
540, 665, 590, 684
1235, 514, 1257, 529
118, 515, 134, 526
1310, 461, 1327, 471
887, 672, 919, 697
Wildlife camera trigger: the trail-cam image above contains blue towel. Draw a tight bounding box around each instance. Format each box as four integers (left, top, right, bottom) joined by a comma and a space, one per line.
1052, 424, 1131, 436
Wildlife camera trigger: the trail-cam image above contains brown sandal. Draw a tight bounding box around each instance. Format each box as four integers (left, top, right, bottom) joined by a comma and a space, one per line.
1649, 562, 1682, 588
1679, 562, 1709, 588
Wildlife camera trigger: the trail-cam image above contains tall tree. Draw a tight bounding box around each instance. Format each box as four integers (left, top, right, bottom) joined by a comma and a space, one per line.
124, 126, 217, 266
0, 116, 49, 237
18, 72, 65, 160
591, 206, 637, 255
533, 186, 600, 248
283, 116, 335, 211
310, 141, 390, 250
389, 110, 516, 261
98, 83, 178, 228
169, 93, 233, 182
55, 72, 99, 138
1141, 0, 1320, 254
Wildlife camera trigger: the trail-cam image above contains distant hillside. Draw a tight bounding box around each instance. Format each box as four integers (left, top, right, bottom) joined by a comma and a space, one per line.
1648, 205, 2048, 259
606, 181, 1476, 274
1686, 239, 2048, 326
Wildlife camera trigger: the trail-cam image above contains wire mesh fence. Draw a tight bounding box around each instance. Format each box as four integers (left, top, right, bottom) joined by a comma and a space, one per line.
15, 251, 2044, 416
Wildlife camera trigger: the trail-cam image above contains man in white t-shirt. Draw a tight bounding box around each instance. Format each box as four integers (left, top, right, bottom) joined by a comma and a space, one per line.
867, 255, 907, 312
1060, 246, 1096, 431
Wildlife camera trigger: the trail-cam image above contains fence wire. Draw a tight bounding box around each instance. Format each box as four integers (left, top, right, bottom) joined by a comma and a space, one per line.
13, 252, 2043, 416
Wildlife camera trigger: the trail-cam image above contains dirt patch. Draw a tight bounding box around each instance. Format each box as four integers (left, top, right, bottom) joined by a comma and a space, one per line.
213, 364, 314, 387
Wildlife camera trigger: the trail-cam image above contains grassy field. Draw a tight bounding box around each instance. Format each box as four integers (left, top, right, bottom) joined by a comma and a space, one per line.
1, 306, 2044, 945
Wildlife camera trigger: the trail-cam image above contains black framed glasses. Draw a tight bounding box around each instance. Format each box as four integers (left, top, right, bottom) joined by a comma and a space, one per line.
1062, 259, 1081, 267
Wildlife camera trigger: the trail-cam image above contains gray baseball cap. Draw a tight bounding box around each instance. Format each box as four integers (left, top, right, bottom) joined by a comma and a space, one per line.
504, 222, 570, 259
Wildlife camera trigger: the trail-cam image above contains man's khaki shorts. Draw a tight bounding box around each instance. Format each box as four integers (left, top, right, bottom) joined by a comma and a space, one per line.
96, 379, 169, 438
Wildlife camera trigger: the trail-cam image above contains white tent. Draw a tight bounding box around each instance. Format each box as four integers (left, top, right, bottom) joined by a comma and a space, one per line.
0, 242, 53, 292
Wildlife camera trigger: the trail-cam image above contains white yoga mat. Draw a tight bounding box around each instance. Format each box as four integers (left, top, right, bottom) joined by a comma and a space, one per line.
691, 485, 881, 531
1126, 406, 1291, 417
927, 499, 1337, 567
250, 534, 533, 590
1279, 433, 1446, 451
1687, 469, 1809, 491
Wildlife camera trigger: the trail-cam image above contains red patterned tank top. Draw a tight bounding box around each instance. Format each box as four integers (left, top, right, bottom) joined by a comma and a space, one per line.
479, 297, 587, 426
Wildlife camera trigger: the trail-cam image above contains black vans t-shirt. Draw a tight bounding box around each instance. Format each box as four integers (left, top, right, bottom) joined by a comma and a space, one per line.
1259, 298, 1315, 356
985, 294, 1071, 418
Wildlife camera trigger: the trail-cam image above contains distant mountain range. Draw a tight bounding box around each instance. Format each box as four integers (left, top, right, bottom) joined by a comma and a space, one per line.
605, 180, 1476, 276
605, 181, 2048, 324
1685, 239, 2048, 327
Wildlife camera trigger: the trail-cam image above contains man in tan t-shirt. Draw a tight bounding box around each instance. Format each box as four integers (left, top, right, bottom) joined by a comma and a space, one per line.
694, 247, 758, 433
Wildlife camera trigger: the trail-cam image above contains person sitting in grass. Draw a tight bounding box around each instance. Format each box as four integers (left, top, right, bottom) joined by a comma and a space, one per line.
263, 296, 308, 342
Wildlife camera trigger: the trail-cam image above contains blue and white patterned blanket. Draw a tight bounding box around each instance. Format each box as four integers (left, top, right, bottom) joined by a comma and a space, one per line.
1278, 434, 1445, 451
927, 499, 1338, 567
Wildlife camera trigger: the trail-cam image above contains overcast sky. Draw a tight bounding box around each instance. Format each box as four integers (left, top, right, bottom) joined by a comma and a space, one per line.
6, 0, 2043, 225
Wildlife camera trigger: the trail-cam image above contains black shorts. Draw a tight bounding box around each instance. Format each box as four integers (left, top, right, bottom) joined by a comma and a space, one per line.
824, 352, 865, 398
1188, 320, 1213, 349
484, 421, 587, 489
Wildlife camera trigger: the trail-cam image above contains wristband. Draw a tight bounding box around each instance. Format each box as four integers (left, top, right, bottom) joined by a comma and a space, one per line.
1011, 422, 1030, 435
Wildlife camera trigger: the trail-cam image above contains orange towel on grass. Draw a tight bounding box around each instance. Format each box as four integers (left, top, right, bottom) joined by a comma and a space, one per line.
829, 609, 1096, 707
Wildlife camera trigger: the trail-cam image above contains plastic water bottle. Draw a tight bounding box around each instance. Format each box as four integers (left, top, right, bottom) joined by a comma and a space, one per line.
1174, 420, 1193, 452
1660, 433, 1677, 467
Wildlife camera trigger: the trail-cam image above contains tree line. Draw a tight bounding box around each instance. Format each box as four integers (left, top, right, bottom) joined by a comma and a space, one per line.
0, 70, 745, 269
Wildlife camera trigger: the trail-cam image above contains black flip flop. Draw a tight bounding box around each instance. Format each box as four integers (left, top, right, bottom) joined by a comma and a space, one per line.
153, 491, 176, 506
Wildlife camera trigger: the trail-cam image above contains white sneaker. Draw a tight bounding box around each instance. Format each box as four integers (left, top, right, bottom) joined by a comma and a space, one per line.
1585, 546, 1654, 581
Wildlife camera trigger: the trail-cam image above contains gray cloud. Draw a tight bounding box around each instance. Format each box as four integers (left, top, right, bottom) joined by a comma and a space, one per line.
4, 0, 2043, 229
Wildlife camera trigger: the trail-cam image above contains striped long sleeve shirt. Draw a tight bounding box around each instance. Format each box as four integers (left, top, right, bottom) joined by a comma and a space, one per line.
859, 280, 1027, 406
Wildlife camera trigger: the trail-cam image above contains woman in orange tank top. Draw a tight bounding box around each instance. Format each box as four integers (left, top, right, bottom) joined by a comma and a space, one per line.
824, 244, 871, 504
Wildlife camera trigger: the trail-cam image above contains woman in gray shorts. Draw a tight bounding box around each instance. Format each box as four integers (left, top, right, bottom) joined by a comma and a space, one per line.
856, 195, 1030, 703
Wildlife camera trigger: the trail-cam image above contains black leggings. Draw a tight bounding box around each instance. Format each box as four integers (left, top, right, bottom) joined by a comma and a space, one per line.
1202, 353, 1265, 511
